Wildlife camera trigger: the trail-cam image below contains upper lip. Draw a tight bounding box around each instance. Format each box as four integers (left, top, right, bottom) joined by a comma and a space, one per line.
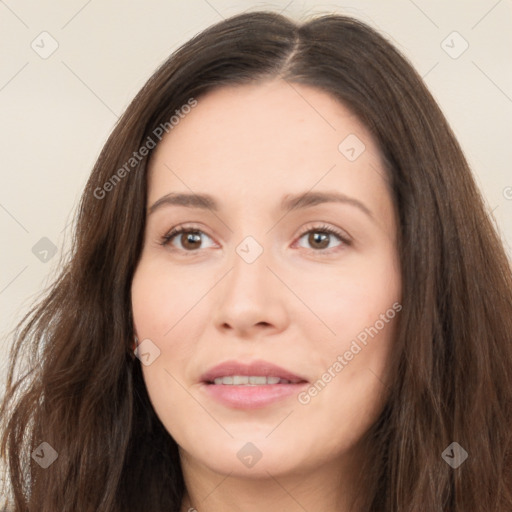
200, 359, 308, 384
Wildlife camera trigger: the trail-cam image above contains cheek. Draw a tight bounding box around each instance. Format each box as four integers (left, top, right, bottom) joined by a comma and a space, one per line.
131, 263, 201, 438
131, 261, 203, 410
131, 259, 205, 339
293, 248, 400, 428
290, 250, 401, 344
130, 259, 211, 378
297, 312, 398, 455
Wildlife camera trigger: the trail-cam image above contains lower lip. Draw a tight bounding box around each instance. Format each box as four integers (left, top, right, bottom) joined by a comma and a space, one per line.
201, 382, 308, 409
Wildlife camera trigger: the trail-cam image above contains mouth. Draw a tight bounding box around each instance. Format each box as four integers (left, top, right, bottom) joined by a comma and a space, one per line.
200, 360, 309, 409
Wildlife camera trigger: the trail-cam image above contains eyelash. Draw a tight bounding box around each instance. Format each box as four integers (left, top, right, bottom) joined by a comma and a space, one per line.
159, 223, 351, 255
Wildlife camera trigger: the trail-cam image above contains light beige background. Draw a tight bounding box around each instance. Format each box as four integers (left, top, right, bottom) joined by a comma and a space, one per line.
1, 0, 511, 395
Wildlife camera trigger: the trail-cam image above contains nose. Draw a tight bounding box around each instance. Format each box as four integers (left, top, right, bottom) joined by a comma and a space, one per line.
212, 243, 289, 339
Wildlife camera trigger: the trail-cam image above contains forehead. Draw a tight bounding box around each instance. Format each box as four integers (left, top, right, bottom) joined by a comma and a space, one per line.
146, 80, 389, 216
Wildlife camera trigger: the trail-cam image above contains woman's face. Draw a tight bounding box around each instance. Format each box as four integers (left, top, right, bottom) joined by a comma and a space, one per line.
131, 80, 402, 478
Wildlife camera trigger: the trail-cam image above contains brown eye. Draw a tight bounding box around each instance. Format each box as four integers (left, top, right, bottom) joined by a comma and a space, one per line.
296, 225, 350, 252
180, 231, 202, 250
307, 232, 331, 249
161, 228, 215, 251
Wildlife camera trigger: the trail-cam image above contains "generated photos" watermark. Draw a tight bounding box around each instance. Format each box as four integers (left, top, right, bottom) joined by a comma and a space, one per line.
298, 301, 402, 405
94, 97, 197, 200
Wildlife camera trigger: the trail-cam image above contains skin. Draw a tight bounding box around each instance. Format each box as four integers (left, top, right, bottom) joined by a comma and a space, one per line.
130, 79, 402, 512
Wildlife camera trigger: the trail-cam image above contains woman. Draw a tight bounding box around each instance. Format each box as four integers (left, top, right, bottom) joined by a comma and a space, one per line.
1, 10, 511, 512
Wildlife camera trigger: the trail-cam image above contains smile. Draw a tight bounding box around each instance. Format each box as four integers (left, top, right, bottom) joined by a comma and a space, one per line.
200, 360, 309, 409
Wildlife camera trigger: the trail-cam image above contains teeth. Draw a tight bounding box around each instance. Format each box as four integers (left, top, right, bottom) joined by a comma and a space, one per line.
212, 375, 292, 385
249, 376, 267, 385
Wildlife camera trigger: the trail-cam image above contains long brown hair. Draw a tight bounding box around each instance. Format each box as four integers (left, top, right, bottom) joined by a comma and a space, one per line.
1, 11, 511, 511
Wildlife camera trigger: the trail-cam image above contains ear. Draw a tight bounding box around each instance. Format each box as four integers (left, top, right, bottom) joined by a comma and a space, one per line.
131, 334, 139, 351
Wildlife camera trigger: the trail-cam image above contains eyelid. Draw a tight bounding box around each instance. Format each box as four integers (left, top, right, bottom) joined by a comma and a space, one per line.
295, 222, 352, 243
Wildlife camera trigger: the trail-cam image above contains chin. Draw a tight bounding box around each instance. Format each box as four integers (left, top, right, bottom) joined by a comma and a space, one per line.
178, 431, 319, 478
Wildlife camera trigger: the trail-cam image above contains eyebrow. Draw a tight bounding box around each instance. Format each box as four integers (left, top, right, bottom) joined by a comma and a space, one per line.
147, 190, 373, 219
